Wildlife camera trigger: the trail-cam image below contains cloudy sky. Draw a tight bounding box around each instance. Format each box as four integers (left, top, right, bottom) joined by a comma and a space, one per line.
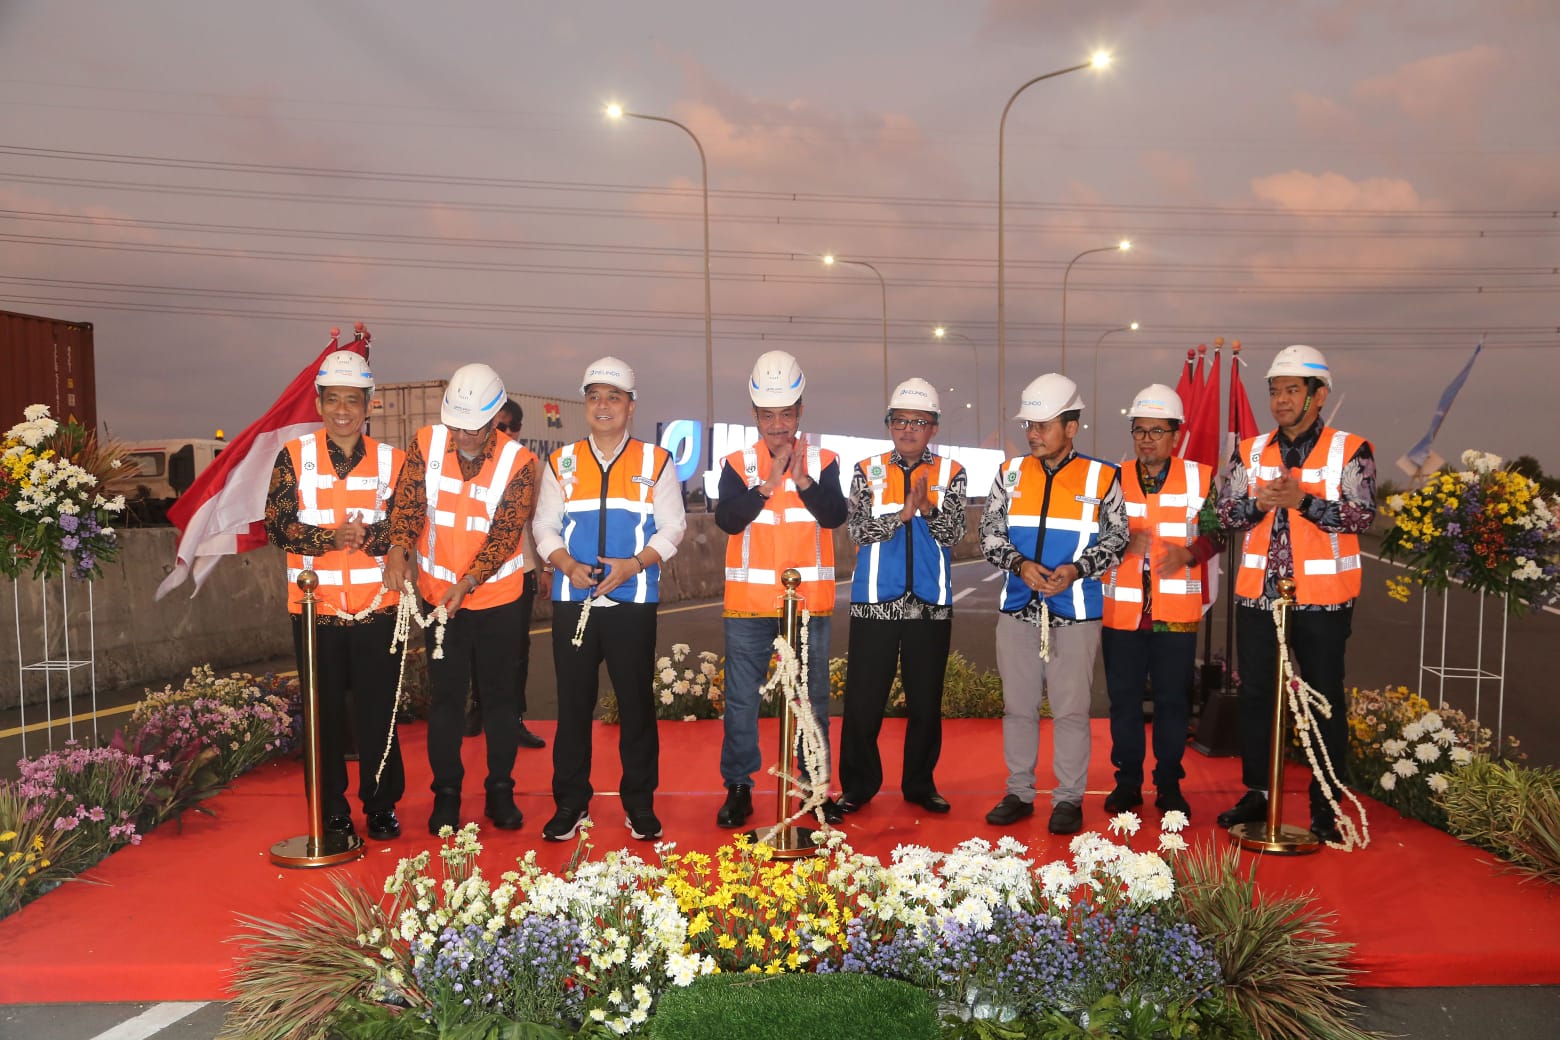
2, 0, 1556, 474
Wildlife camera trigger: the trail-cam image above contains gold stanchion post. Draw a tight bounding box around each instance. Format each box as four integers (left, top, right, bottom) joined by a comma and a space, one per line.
750, 569, 820, 860
1230, 578, 1320, 855
271, 570, 365, 868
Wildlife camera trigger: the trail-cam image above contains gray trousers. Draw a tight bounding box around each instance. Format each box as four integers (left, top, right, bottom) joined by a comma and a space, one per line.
994, 613, 1102, 806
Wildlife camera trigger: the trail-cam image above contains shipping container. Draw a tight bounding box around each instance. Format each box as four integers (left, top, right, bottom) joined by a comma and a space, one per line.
0, 308, 97, 433
368, 380, 588, 461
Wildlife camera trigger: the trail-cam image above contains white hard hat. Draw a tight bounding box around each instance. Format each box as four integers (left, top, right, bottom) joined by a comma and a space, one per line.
441, 363, 506, 430
1014, 373, 1084, 423
581, 355, 636, 398
1127, 383, 1184, 422
1267, 344, 1332, 388
886, 377, 941, 421
315, 350, 373, 391
749, 350, 806, 407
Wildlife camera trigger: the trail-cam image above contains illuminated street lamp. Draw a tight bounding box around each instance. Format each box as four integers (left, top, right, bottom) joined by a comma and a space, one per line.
1061, 239, 1131, 377
1091, 322, 1139, 454
606, 103, 713, 474
823, 255, 890, 401
997, 51, 1112, 437
933, 326, 983, 448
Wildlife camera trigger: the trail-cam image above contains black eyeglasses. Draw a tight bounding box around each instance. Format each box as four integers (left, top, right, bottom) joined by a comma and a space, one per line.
1130, 427, 1172, 440
888, 417, 933, 430
496, 423, 517, 434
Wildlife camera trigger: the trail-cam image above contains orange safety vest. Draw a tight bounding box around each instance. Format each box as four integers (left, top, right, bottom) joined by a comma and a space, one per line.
1101, 458, 1212, 628
414, 424, 535, 611
284, 432, 403, 617
1234, 427, 1368, 606
996, 453, 1117, 620
723, 442, 838, 615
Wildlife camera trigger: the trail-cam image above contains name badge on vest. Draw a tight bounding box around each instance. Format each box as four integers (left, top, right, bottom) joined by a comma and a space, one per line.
1075, 494, 1103, 505
632, 475, 655, 488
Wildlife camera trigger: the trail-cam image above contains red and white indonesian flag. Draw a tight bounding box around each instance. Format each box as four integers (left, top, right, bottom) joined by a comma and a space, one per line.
155, 331, 369, 599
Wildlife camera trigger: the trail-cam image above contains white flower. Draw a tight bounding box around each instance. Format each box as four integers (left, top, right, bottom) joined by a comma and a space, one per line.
1414, 741, 1441, 763
1107, 812, 1141, 836
1380, 772, 1397, 791
1392, 758, 1419, 778
1157, 833, 1187, 853
659, 667, 677, 684
1381, 738, 1409, 757
1402, 721, 1424, 742
1419, 711, 1444, 732
1427, 773, 1450, 794
659, 690, 674, 705
671, 642, 690, 656
23, 404, 50, 421
1159, 810, 1189, 833
1450, 747, 1473, 765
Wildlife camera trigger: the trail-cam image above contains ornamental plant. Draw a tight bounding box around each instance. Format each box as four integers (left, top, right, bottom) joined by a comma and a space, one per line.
652, 643, 724, 720
10, 741, 171, 874
0, 784, 84, 918
1381, 449, 1560, 614
127, 667, 299, 784
1, 404, 127, 580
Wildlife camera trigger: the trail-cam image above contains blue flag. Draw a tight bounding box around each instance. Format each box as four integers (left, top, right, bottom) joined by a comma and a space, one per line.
1405, 342, 1482, 468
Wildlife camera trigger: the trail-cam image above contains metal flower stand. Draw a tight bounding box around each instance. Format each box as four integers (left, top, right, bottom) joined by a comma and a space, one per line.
11, 573, 98, 759
1419, 588, 1508, 747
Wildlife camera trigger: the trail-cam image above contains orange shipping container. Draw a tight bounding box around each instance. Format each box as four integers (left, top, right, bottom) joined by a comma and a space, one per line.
0, 308, 97, 433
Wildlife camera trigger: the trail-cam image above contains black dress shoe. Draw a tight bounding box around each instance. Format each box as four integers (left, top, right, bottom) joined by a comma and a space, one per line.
985, 794, 1034, 826
820, 799, 845, 825
428, 788, 460, 836
1048, 801, 1084, 835
1311, 816, 1343, 844
716, 785, 753, 828
1217, 790, 1268, 828
904, 791, 951, 814
325, 814, 356, 838
836, 793, 872, 814
1103, 784, 1143, 813
366, 809, 401, 841
516, 720, 546, 749
484, 786, 524, 831
1154, 784, 1191, 819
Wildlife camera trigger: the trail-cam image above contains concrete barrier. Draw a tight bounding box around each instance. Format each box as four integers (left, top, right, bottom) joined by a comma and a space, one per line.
2, 506, 990, 711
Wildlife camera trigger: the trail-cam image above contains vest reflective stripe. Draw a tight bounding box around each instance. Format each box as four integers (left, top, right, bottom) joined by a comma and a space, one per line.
550, 438, 669, 604
724, 443, 838, 614
414, 425, 533, 610
1235, 428, 1367, 605
285, 432, 403, 617
1101, 458, 1209, 628
997, 454, 1116, 621
851, 452, 962, 606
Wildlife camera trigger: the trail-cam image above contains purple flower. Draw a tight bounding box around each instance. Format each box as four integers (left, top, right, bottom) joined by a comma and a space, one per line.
60, 535, 79, 551
59, 514, 79, 532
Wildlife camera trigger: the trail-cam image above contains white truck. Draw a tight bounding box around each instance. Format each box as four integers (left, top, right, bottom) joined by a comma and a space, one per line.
104, 438, 228, 525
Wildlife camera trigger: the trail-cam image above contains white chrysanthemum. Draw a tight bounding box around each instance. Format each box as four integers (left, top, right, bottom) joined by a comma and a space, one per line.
1393, 758, 1419, 777
659, 667, 677, 684
1108, 812, 1142, 836
1380, 772, 1397, 791
671, 642, 691, 656
1427, 772, 1450, 794
1419, 711, 1444, 732
1159, 809, 1189, 833
1450, 747, 1474, 765
1402, 721, 1424, 742
1381, 738, 1409, 757
1415, 741, 1441, 763
1158, 832, 1187, 853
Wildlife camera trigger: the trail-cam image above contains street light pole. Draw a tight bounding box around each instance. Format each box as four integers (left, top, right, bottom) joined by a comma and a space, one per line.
824, 255, 889, 401
1090, 322, 1139, 454
607, 104, 714, 480
997, 52, 1112, 445
934, 326, 983, 449
1061, 239, 1130, 377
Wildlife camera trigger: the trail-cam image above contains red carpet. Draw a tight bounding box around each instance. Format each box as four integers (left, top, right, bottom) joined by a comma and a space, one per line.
2, 719, 1558, 1003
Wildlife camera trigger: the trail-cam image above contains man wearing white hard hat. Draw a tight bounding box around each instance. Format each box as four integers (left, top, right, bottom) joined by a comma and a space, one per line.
1099, 384, 1223, 822
1214, 345, 1376, 844
531, 357, 686, 844
713, 349, 849, 829
837, 378, 967, 816
264, 330, 406, 843
384, 362, 540, 836
980, 372, 1127, 835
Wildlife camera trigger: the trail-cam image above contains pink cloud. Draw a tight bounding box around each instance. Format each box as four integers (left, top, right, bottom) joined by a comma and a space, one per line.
1352, 45, 1503, 121
1249, 170, 1422, 212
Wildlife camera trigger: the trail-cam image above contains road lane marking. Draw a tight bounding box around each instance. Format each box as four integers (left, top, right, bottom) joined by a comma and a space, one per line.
88, 1002, 208, 1040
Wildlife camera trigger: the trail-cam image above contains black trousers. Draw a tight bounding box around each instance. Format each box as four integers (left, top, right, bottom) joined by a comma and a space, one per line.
839, 615, 952, 802
471, 571, 535, 716
1235, 603, 1353, 816
1102, 626, 1195, 788
425, 597, 524, 794
290, 611, 405, 817
550, 600, 660, 812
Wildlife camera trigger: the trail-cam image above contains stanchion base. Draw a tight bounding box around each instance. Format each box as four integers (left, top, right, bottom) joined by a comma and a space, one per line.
270, 832, 366, 868
743, 822, 821, 860
1229, 821, 1321, 856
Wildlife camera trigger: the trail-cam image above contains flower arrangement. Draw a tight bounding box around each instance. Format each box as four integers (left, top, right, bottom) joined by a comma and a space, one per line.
228, 816, 1226, 1038
653, 643, 724, 720
1, 404, 126, 580
0, 784, 83, 918
10, 742, 171, 872
126, 666, 299, 784
1381, 449, 1560, 614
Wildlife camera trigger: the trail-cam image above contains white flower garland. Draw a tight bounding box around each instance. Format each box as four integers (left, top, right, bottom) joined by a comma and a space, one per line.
571, 596, 596, 648
1038, 600, 1051, 661
367, 582, 450, 785
1273, 602, 1371, 852
329, 583, 386, 622
755, 609, 833, 844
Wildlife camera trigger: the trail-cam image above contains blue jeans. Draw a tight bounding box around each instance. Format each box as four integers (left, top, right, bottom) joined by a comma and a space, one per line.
721, 615, 833, 789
